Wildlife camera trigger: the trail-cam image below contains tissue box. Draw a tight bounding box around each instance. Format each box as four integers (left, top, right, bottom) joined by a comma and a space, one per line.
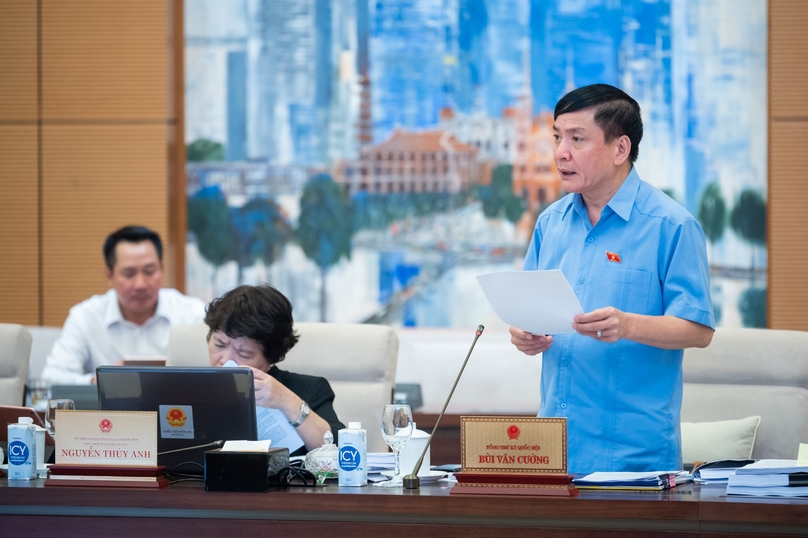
204, 447, 289, 492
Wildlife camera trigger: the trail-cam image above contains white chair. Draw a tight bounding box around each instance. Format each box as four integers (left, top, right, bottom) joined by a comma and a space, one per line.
0, 324, 33, 406
167, 322, 399, 452
25, 326, 62, 381
682, 327, 808, 459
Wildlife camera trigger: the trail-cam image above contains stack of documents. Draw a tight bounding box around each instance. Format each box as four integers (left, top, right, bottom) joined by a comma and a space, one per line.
367, 452, 395, 473
727, 460, 808, 497
574, 471, 692, 491
692, 459, 755, 484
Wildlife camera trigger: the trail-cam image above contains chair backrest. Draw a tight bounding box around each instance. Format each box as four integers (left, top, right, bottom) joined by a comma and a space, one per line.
25, 326, 62, 381
682, 327, 808, 459
167, 322, 399, 452
0, 324, 33, 406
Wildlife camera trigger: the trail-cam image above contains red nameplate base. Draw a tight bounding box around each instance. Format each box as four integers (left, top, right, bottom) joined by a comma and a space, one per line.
45, 464, 168, 489
452, 472, 578, 497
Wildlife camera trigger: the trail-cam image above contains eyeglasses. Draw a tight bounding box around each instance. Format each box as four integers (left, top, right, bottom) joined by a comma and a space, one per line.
276, 466, 318, 488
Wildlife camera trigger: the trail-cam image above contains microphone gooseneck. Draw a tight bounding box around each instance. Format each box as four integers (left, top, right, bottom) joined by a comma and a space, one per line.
157, 439, 225, 456
403, 324, 484, 490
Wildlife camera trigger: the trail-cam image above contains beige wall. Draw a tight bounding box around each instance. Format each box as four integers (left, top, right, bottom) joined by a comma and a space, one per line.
0, 0, 184, 326
1, 1, 805, 330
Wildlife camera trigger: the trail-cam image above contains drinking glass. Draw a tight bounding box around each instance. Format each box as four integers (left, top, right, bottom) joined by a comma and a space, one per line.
46, 399, 75, 439
27, 379, 50, 412
374, 404, 413, 487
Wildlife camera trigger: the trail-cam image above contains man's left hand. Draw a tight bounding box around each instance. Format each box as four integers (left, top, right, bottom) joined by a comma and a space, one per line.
573, 307, 628, 343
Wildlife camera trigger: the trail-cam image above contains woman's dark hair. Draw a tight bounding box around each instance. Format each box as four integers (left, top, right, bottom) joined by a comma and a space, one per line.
103, 226, 163, 270
554, 83, 643, 163
205, 285, 299, 365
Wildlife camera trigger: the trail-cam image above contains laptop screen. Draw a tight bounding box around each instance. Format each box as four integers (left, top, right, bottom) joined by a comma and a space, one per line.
96, 366, 258, 474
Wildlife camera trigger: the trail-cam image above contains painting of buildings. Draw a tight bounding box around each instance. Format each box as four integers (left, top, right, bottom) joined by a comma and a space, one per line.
185, 0, 767, 329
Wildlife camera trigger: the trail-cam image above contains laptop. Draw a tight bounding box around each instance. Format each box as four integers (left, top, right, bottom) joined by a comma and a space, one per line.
50, 385, 99, 410
96, 366, 258, 474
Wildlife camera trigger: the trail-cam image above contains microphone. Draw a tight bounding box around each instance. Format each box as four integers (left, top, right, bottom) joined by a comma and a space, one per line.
403, 324, 484, 490
158, 440, 225, 456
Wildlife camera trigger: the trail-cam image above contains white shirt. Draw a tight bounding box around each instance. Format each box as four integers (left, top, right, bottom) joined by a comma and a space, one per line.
41, 289, 207, 385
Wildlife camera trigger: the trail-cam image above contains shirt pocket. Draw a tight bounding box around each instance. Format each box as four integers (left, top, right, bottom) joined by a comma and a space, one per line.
601, 267, 652, 314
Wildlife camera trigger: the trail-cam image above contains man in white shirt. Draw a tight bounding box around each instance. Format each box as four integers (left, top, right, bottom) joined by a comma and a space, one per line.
41, 226, 207, 385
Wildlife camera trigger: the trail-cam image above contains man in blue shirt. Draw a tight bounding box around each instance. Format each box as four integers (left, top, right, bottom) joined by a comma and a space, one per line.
510, 84, 715, 473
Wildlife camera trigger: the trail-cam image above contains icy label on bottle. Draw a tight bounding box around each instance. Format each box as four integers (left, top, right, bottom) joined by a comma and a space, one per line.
339, 446, 361, 471
8, 441, 30, 465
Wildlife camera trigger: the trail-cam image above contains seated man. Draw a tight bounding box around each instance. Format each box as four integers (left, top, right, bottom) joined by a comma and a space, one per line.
41, 226, 206, 385
205, 284, 345, 455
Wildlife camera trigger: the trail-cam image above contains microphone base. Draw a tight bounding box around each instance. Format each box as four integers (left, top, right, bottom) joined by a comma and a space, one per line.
403, 474, 420, 489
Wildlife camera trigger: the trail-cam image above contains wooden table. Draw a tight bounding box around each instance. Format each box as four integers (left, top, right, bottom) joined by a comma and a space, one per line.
2, 477, 808, 537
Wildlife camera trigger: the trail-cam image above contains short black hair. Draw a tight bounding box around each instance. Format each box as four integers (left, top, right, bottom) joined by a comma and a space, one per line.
103, 226, 163, 270
204, 285, 299, 366
554, 84, 643, 163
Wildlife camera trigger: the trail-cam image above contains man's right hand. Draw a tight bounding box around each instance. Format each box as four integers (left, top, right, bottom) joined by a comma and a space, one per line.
509, 327, 553, 356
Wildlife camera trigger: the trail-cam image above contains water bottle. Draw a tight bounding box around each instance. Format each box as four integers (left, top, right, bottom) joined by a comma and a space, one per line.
338, 422, 367, 486
8, 417, 37, 480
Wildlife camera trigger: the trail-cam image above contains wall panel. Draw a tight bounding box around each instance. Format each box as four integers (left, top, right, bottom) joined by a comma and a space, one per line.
41, 124, 169, 326
768, 0, 808, 330
0, 1, 180, 326
40, 0, 167, 120
768, 121, 808, 329
0, 126, 40, 324
0, 1, 38, 120
769, 1, 808, 118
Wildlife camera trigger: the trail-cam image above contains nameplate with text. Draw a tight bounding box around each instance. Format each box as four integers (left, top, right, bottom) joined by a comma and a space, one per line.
55, 411, 157, 466
461, 416, 567, 474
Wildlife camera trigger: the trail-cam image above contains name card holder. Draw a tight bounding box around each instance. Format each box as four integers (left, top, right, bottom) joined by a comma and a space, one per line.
451, 416, 578, 497
45, 410, 165, 489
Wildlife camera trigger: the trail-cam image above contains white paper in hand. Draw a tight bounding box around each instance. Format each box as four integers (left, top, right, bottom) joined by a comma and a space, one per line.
476, 270, 583, 334
221, 360, 305, 454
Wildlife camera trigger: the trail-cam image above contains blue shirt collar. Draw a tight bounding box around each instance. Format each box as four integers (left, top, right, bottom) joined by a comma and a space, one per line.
562, 167, 640, 223
606, 167, 640, 222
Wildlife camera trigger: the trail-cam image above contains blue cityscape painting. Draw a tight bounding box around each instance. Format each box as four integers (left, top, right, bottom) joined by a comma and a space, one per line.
185, 0, 767, 329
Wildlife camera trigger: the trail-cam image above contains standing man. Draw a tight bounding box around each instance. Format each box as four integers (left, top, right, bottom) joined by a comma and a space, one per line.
42, 226, 206, 385
510, 84, 715, 473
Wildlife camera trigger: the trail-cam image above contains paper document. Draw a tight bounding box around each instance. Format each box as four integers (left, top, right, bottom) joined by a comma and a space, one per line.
798, 444, 808, 466
574, 470, 691, 490
735, 459, 805, 475
222, 361, 305, 454
575, 470, 691, 483
727, 461, 808, 497
367, 452, 396, 472
728, 473, 808, 488
726, 485, 808, 497
692, 459, 754, 483
222, 440, 272, 452
476, 270, 583, 335
256, 407, 304, 453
